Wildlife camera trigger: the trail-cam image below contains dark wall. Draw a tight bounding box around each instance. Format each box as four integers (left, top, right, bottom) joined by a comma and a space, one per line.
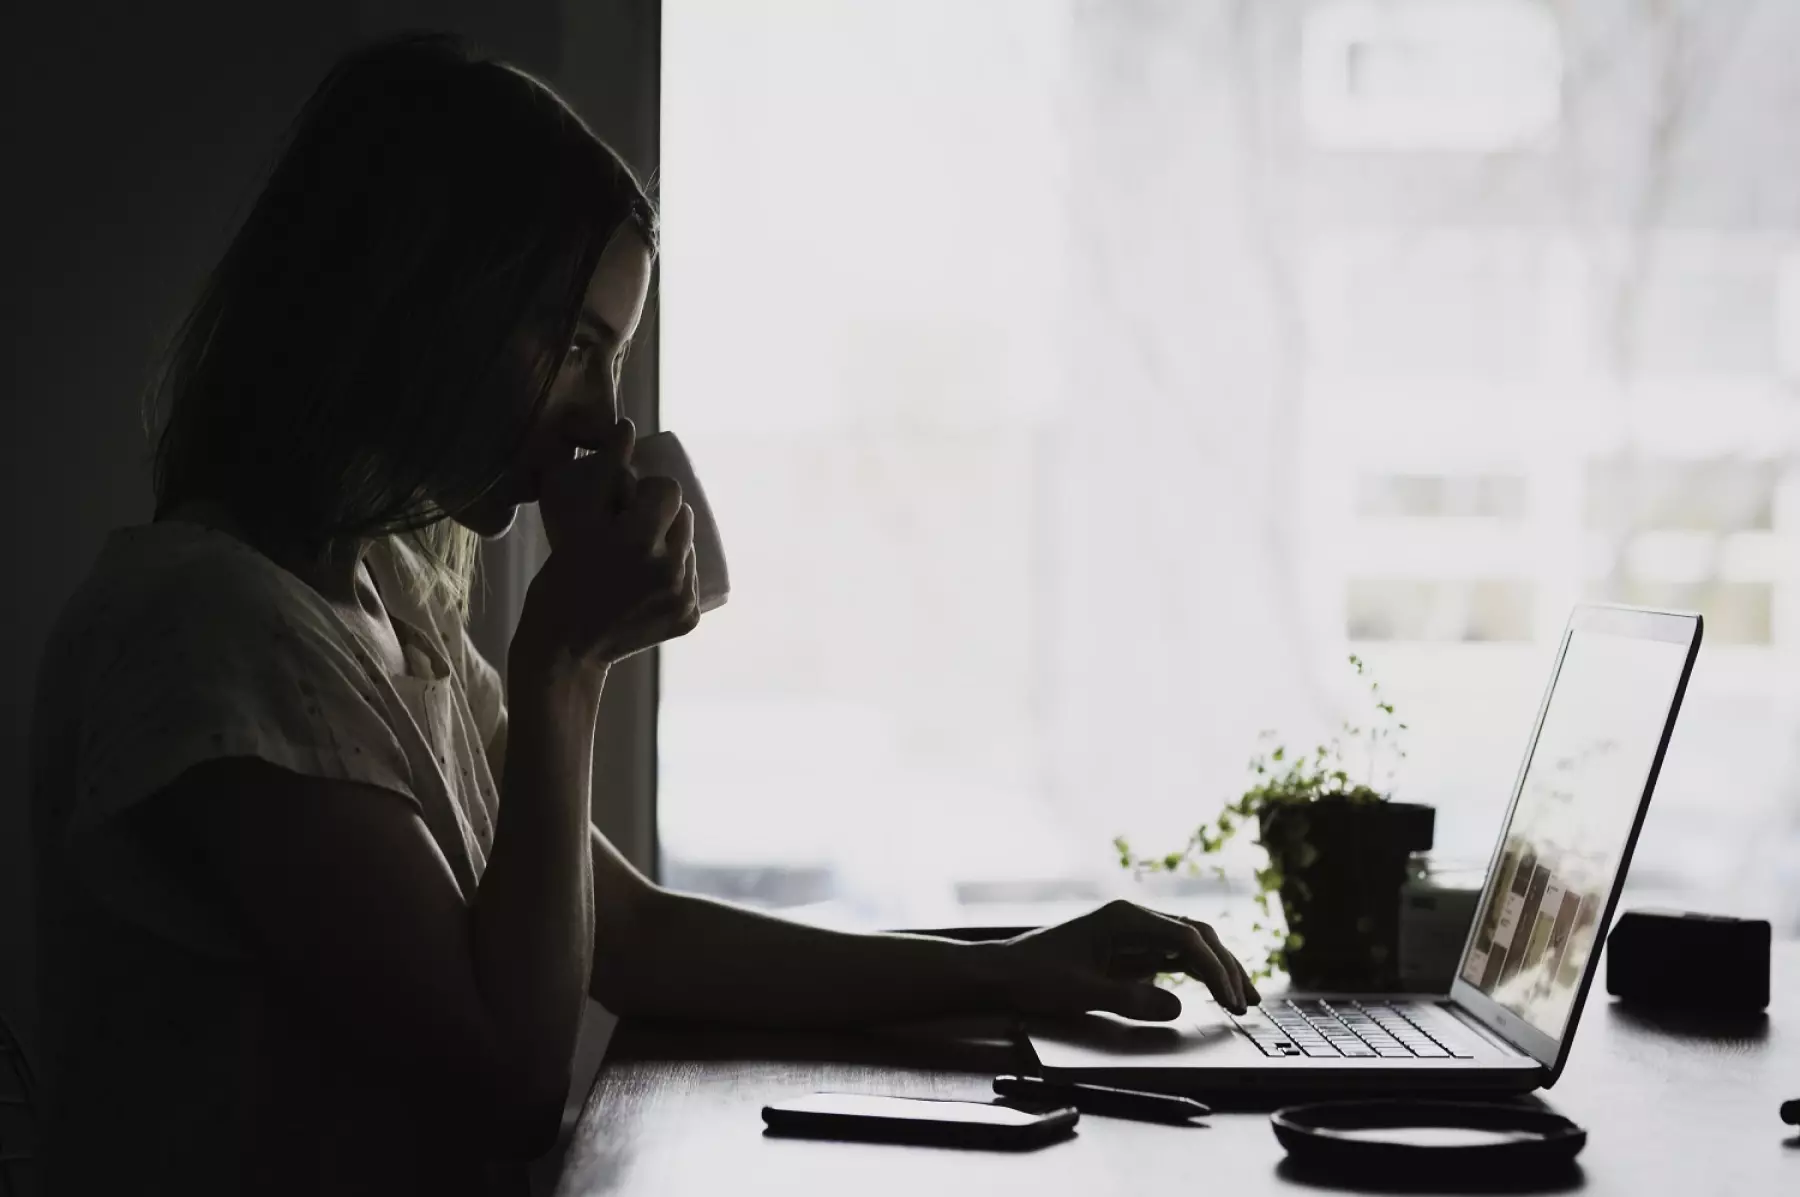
0, 0, 570, 1066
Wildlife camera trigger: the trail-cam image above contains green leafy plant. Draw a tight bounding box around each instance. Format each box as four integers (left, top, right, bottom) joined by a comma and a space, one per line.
1114, 654, 1412, 982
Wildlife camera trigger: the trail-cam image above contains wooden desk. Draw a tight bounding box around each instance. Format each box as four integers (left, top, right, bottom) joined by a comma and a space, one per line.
555, 945, 1800, 1195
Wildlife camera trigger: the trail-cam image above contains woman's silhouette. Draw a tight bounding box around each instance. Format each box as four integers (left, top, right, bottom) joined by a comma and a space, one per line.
29, 32, 1254, 1195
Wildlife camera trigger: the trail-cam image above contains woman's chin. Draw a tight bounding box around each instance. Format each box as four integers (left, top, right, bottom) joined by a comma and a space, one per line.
452, 497, 522, 541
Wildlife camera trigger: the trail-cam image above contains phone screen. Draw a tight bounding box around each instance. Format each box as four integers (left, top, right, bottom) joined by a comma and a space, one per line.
769, 1093, 1049, 1126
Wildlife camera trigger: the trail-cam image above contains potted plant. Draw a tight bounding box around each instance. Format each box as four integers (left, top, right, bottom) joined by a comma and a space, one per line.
1115, 655, 1433, 990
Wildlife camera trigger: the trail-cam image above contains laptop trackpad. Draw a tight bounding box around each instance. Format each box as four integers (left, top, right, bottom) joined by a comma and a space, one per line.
1027, 1006, 1259, 1066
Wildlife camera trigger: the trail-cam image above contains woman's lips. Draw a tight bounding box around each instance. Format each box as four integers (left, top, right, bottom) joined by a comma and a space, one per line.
488, 469, 537, 506
506, 448, 592, 505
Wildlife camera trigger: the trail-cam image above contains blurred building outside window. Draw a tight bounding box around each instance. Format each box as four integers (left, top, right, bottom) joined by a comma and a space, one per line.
658, 0, 1800, 951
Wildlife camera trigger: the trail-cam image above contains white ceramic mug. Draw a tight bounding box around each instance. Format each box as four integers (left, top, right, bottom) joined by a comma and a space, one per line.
631, 430, 729, 613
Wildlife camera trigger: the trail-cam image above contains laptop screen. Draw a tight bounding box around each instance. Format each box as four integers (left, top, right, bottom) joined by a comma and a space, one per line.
1456, 622, 1692, 1043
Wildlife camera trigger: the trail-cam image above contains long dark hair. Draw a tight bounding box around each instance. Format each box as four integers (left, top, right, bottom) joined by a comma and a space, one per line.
147, 31, 658, 614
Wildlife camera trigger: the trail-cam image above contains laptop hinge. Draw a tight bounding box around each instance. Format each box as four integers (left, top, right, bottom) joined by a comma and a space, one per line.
1445, 1000, 1533, 1059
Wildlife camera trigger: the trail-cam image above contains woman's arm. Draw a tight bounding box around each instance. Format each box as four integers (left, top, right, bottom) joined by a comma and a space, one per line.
480, 661, 1250, 1028
584, 825, 1004, 1027
488, 701, 1003, 1025
485, 698, 990, 1027
472, 653, 601, 1111
485, 696, 1253, 1028
163, 658, 604, 1159
582, 821, 1253, 1028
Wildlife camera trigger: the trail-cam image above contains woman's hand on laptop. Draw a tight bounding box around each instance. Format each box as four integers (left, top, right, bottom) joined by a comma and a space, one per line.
996, 900, 1258, 1019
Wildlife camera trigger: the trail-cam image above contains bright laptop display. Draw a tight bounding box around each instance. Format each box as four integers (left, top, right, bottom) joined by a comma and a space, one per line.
1457, 615, 1695, 1042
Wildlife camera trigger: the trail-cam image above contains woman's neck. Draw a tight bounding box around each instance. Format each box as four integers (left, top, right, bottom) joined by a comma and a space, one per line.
157, 499, 368, 606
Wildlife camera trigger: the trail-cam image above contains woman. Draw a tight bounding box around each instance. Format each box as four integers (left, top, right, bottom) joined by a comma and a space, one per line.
29, 32, 1255, 1196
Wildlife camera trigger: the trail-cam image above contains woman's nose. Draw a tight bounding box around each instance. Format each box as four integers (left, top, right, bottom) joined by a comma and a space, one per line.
559, 386, 622, 442
567, 415, 635, 464
581, 388, 621, 436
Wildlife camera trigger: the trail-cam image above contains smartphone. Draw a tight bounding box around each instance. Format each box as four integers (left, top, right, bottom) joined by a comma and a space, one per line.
762, 1093, 1078, 1150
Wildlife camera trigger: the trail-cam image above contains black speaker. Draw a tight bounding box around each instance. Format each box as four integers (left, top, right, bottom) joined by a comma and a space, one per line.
1606, 909, 1770, 1012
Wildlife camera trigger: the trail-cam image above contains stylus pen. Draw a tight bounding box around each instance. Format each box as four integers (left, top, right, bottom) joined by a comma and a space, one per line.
1782, 1098, 1799, 1126
994, 1075, 1211, 1123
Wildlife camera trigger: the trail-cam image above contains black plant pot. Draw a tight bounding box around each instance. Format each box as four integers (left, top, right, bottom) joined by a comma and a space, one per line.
1259, 799, 1435, 991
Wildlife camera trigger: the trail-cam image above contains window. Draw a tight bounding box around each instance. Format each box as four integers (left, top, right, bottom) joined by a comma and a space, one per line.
1621, 239, 1783, 378
1777, 251, 1800, 381
1597, 580, 1772, 646
660, 1, 1800, 938
1357, 473, 1528, 520
1300, 0, 1562, 152
1584, 457, 1779, 533
1346, 579, 1536, 642
1579, 456, 1783, 645
1308, 233, 1570, 379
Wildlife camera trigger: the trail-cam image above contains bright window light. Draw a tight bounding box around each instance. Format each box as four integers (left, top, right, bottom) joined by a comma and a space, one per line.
660, 0, 1800, 938
1301, 0, 1562, 151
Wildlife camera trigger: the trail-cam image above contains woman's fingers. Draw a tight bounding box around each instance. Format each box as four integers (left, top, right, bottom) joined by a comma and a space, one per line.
625, 475, 684, 547
1079, 976, 1183, 1022
639, 544, 701, 632
1171, 919, 1245, 1014
663, 503, 696, 572
678, 545, 701, 632
1106, 945, 1176, 982
1188, 917, 1260, 1006
1108, 903, 1244, 1014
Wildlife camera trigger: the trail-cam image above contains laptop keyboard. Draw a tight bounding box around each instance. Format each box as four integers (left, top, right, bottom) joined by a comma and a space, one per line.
1230, 999, 1477, 1060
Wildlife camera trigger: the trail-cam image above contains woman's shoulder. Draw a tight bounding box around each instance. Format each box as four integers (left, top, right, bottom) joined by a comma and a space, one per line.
52, 522, 336, 666
100, 520, 318, 606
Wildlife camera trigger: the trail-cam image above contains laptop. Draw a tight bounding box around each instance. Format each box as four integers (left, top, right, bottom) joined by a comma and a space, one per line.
1026, 603, 1703, 1098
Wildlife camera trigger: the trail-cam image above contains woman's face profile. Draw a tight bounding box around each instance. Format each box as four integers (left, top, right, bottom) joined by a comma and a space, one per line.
453, 227, 653, 539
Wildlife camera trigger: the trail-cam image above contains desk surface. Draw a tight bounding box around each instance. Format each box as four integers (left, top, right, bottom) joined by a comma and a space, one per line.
556, 945, 1800, 1196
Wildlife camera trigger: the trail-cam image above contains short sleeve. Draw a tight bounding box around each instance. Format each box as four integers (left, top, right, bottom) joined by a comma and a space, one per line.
68, 561, 418, 841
